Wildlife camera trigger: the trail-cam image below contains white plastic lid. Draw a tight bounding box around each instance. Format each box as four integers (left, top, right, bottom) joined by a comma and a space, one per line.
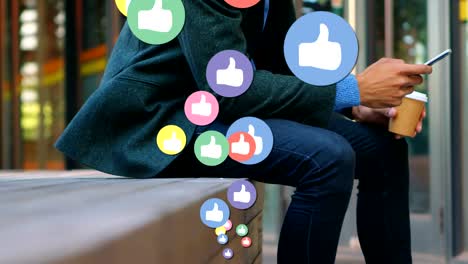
405, 91, 428, 102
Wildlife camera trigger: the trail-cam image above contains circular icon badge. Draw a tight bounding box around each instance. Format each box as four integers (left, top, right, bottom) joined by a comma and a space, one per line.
200, 198, 230, 228
184, 91, 219, 126
235, 224, 249, 237
228, 132, 255, 162
241, 237, 252, 248
226, 117, 273, 165
156, 125, 186, 155
217, 234, 229, 245
115, 0, 131, 16
194, 131, 229, 166
222, 248, 234, 260
206, 50, 254, 97
128, 0, 185, 45
227, 179, 257, 209
284, 11, 359, 86
224, 0, 261, 8
223, 219, 233, 231
215, 226, 227, 236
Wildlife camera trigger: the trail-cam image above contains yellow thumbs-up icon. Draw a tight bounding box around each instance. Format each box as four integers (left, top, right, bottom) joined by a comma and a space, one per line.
115, 0, 132, 16
156, 125, 186, 155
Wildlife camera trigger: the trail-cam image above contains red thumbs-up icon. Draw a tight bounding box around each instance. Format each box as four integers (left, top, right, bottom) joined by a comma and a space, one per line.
228, 132, 255, 162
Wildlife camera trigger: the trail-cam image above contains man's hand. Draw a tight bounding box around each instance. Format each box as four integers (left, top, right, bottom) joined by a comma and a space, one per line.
352, 105, 426, 139
356, 58, 432, 108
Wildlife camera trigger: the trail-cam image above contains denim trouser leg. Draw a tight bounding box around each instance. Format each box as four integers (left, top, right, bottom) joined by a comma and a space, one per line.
328, 114, 412, 264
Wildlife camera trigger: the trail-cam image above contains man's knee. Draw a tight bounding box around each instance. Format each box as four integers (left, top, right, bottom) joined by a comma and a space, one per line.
309, 132, 355, 195
327, 134, 355, 193
328, 134, 356, 168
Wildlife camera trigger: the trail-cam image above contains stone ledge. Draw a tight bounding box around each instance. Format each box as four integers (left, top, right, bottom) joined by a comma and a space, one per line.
0, 171, 264, 264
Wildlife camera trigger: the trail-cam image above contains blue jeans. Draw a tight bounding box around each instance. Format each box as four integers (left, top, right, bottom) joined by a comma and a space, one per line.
160, 114, 411, 264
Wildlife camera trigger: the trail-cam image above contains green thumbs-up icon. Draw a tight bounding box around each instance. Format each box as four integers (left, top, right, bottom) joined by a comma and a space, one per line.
236, 224, 249, 237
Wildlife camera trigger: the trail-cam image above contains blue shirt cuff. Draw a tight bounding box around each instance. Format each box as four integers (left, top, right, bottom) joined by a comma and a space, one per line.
334, 74, 360, 111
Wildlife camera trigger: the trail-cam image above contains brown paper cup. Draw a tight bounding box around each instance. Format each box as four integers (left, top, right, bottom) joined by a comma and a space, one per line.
389, 92, 427, 137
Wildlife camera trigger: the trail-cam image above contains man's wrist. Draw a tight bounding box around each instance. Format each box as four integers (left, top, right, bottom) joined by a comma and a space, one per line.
334, 75, 361, 111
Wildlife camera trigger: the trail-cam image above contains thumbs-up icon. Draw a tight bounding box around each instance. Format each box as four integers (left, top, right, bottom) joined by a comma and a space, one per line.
222, 248, 234, 259
227, 179, 257, 209
228, 132, 256, 162
185, 91, 219, 126
241, 237, 252, 248
226, 117, 273, 164
163, 132, 182, 153
233, 184, 251, 203
157, 125, 186, 155
298, 23, 342, 70
191, 94, 212, 117
115, 0, 132, 16
138, 0, 173, 33
217, 234, 228, 245
247, 124, 263, 155
200, 136, 222, 159
200, 198, 230, 228
216, 57, 244, 87
205, 203, 224, 222
195, 131, 229, 166
236, 224, 249, 237
231, 134, 250, 155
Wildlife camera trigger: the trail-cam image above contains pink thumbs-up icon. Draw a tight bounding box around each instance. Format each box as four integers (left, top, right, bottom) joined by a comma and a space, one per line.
184, 91, 219, 125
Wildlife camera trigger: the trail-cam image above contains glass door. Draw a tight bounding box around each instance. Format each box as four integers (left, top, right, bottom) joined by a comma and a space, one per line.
451, 0, 468, 263
336, 0, 451, 262
460, 3, 468, 261
409, 0, 450, 260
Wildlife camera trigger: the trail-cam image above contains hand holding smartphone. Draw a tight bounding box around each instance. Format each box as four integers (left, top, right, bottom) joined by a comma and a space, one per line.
388, 49, 451, 138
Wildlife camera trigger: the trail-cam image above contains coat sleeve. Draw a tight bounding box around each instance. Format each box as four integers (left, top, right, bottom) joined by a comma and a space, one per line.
178, 0, 336, 127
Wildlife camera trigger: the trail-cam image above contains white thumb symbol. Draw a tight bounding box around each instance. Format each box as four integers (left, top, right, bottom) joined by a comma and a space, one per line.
240, 184, 246, 192
171, 132, 177, 140
227, 57, 236, 69
248, 125, 255, 135
239, 134, 245, 142
153, 0, 163, 9
199, 94, 206, 103
316, 23, 329, 42
212, 203, 219, 210
209, 136, 216, 145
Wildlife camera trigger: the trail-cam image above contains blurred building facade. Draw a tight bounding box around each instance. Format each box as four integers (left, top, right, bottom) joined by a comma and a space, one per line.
0, 0, 467, 262
0, 0, 123, 170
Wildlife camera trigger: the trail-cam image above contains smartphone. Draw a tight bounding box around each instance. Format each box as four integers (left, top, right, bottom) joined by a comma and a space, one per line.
424, 49, 452, 66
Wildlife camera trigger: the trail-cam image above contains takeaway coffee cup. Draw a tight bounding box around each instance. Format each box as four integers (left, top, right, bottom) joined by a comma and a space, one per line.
389, 91, 428, 137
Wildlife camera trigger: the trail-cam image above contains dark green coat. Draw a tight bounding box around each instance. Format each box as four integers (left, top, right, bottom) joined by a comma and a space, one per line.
55, 0, 336, 178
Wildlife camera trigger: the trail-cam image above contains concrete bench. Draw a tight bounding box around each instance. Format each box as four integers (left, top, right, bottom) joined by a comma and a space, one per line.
0, 171, 264, 264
